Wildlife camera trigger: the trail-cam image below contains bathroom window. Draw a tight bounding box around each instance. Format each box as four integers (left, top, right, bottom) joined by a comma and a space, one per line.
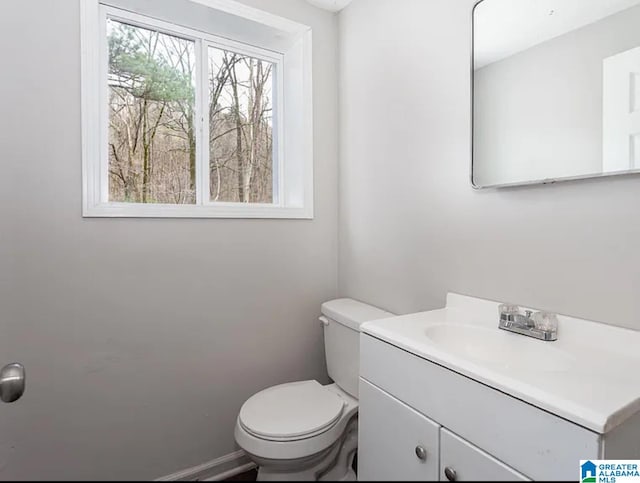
81, 1, 313, 218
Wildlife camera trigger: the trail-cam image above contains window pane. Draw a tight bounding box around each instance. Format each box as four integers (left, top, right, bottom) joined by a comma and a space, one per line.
208, 47, 275, 203
107, 19, 196, 204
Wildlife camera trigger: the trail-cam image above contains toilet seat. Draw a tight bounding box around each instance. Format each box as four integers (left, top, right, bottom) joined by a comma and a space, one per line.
235, 382, 359, 462
238, 381, 345, 441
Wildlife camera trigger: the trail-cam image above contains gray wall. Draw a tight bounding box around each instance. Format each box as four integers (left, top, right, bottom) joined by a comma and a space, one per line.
474, 4, 640, 186
0, 0, 337, 479
338, 0, 640, 330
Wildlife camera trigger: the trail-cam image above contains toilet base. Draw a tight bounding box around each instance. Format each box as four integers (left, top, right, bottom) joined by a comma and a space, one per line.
318, 419, 358, 481
254, 418, 358, 482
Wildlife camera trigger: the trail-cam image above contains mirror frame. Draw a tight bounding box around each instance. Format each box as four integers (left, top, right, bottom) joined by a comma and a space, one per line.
470, 0, 640, 189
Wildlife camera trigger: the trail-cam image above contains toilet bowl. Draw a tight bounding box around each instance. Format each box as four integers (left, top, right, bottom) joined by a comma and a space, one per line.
234, 299, 393, 481
235, 382, 358, 481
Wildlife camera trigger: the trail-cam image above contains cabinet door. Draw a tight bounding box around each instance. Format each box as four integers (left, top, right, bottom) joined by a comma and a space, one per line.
358, 378, 440, 481
440, 429, 529, 481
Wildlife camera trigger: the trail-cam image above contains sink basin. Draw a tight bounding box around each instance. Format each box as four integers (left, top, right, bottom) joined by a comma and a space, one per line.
424, 323, 574, 372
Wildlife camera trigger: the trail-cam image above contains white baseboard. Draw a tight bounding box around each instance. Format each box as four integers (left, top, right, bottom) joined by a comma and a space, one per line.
156, 450, 256, 482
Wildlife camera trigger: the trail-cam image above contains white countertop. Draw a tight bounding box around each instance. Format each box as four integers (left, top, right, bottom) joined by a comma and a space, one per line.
361, 293, 640, 434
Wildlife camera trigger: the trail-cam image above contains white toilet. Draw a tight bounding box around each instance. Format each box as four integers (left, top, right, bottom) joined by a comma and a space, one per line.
234, 298, 392, 481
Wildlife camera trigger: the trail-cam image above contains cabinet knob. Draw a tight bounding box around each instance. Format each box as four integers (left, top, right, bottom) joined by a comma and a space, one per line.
414, 445, 427, 461
0, 363, 25, 403
444, 467, 457, 481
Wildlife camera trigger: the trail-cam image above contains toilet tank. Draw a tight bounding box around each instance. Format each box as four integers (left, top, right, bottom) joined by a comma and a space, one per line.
320, 299, 393, 399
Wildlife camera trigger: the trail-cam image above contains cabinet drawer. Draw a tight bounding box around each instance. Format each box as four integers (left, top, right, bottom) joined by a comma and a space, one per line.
359, 379, 440, 481
360, 334, 600, 480
440, 428, 529, 481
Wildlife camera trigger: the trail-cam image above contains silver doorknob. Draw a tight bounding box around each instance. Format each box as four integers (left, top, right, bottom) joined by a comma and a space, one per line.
415, 445, 427, 461
444, 466, 457, 481
0, 363, 25, 403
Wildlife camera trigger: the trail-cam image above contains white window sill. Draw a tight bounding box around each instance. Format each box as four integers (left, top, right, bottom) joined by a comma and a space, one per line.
83, 202, 313, 219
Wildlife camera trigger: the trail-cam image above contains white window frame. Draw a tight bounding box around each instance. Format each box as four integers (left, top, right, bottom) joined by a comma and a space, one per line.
81, 0, 313, 219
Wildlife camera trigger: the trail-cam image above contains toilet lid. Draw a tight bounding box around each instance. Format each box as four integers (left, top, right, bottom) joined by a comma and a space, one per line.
239, 381, 345, 441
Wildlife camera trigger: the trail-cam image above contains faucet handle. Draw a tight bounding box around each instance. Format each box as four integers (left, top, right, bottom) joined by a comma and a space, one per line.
524, 309, 534, 318
499, 303, 520, 315
532, 311, 559, 332
498, 304, 520, 324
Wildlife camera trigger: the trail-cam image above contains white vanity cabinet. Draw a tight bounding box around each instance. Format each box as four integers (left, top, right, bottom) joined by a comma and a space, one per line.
359, 377, 528, 481
358, 293, 640, 481
358, 333, 640, 481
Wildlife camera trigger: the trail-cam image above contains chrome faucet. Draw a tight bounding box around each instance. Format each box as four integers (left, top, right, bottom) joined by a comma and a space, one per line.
498, 304, 558, 341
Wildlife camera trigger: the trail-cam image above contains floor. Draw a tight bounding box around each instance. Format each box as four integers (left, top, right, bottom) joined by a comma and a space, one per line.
225, 468, 258, 481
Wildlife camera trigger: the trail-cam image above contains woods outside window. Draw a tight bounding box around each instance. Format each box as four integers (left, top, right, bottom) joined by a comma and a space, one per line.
82, 0, 313, 218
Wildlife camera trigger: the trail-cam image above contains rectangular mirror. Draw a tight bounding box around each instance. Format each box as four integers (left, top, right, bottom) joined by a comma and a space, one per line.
473, 0, 640, 188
